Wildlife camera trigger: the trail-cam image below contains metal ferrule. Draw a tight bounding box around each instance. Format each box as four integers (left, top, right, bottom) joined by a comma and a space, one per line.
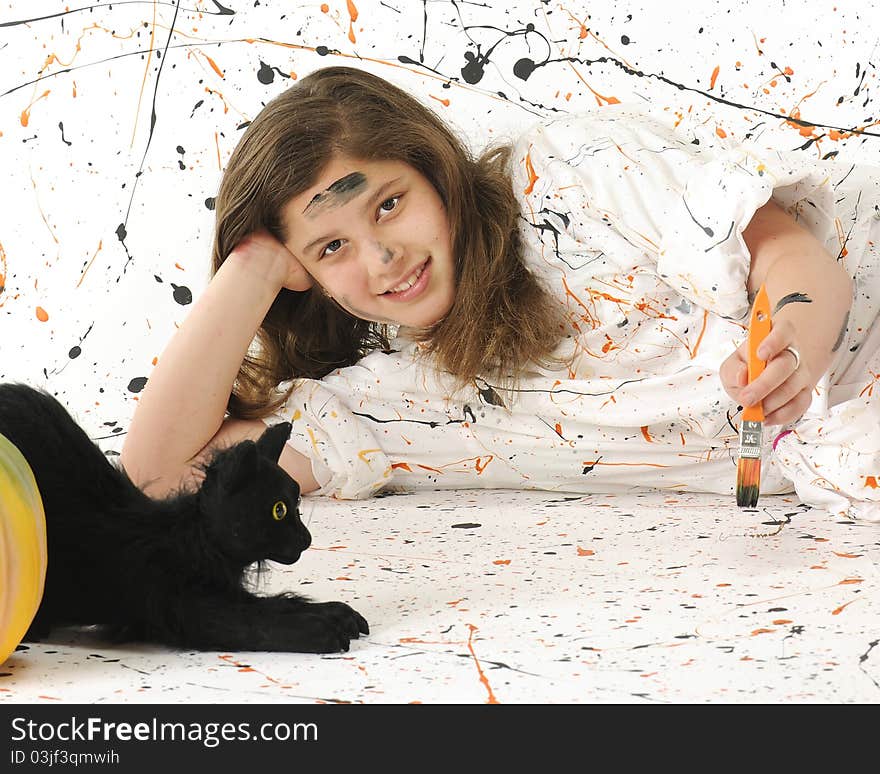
738, 419, 763, 459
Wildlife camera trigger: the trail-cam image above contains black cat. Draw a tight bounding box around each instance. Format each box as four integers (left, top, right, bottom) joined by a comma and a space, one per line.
0, 383, 368, 653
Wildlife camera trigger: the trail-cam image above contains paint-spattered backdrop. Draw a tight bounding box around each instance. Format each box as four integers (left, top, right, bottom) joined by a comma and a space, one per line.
1, 1, 877, 440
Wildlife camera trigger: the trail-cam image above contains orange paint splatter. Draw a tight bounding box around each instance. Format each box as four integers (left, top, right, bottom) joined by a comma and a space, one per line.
772, 619, 793, 625
346, 0, 359, 43
576, 547, 595, 556
493, 559, 511, 566
320, 3, 329, 11
832, 551, 863, 559
218, 654, 281, 684
0, 241, 6, 308
474, 456, 493, 474
709, 65, 720, 90
563, 9, 588, 39
467, 624, 499, 704
76, 239, 103, 288
429, 95, 450, 107
203, 53, 224, 78
391, 462, 412, 472
785, 107, 817, 139
523, 150, 539, 194
838, 578, 863, 585
750, 628, 775, 636
21, 89, 51, 127
864, 476, 878, 489
690, 309, 709, 359
640, 425, 653, 443
715, 126, 727, 139
36, 306, 49, 322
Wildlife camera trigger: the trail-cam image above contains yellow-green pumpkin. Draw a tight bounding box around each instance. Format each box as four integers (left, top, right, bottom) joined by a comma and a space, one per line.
0, 432, 47, 665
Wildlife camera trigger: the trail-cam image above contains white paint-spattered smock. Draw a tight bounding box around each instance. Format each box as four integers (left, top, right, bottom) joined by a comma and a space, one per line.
267, 105, 880, 520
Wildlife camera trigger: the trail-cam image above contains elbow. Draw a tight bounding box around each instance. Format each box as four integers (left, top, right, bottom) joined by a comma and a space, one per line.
119, 443, 192, 498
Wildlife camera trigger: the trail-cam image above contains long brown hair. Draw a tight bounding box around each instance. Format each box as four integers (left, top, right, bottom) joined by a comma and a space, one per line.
213, 66, 564, 418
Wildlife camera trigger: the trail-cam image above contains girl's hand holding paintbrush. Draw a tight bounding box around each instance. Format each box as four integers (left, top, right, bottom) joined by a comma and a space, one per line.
720, 316, 812, 427
720, 200, 854, 427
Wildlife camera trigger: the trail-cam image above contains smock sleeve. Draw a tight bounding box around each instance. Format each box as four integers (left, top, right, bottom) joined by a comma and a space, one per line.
263, 377, 393, 500
511, 105, 831, 320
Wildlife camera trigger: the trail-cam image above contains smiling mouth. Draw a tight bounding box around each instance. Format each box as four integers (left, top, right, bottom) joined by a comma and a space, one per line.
382, 258, 429, 296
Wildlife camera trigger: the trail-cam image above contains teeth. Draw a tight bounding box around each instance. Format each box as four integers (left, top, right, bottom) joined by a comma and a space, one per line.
387, 263, 424, 294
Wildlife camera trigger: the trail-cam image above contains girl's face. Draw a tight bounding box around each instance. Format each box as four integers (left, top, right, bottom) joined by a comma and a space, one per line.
281, 156, 456, 330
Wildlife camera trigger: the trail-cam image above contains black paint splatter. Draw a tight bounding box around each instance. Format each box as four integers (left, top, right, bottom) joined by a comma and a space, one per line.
773, 292, 812, 314
127, 377, 148, 393
171, 283, 192, 305
257, 60, 274, 84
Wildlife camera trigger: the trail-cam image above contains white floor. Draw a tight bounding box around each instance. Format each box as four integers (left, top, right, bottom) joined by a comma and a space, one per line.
2, 490, 878, 704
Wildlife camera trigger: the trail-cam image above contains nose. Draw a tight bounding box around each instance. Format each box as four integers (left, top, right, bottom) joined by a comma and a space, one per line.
362, 239, 401, 276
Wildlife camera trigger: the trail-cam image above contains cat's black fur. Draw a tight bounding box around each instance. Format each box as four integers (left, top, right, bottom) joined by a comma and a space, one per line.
0, 383, 368, 653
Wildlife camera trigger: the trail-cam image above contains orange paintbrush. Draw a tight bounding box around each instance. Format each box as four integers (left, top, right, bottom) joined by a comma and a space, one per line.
736, 284, 772, 508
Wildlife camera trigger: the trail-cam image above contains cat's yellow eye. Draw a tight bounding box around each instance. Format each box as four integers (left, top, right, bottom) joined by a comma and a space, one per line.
272, 501, 288, 521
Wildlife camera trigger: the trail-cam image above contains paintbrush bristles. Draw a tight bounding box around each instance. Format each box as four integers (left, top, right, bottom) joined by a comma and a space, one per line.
736, 456, 761, 507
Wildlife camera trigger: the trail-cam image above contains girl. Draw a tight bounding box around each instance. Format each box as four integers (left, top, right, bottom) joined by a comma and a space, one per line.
121, 66, 879, 521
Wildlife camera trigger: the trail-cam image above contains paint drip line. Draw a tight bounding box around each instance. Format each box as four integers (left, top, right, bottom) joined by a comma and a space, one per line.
130, 0, 158, 148
466, 624, 499, 704
217, 653, 282, 685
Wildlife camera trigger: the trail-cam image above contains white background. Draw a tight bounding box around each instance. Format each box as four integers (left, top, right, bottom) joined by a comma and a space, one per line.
1, 0, 877, 448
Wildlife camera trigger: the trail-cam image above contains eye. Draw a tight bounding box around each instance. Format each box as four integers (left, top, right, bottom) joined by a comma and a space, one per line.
320, 238, 344, 258
272, 501, 288, 521
378, 196, 400, 215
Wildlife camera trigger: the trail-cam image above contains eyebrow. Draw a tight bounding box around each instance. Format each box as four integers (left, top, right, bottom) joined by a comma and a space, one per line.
300, 177, 404, 257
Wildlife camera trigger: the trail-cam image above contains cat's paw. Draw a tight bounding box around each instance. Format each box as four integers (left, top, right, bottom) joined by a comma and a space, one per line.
285, 601, 369, 653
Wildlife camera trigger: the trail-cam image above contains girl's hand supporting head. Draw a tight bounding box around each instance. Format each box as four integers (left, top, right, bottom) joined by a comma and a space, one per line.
228, 230, 313, 292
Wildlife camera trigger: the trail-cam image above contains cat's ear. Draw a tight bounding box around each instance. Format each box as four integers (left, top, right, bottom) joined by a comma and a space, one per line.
256, 421, 292, 463
219, 441, 261, 492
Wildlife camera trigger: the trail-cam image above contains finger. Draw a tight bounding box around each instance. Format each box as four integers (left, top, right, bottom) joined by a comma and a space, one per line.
754, 318, 796, 362
283, 251, 313, 292
740, 348, 801, 407
719, 342, 749, 400
763, 387, 812, 426
761, 377, 809, 418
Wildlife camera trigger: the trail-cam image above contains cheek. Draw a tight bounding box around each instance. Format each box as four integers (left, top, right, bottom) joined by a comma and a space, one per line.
316, 266, 365, 299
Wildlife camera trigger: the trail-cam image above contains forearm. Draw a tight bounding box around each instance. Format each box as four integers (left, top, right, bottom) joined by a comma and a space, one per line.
121, 253, 283, 491
744, 200, 852, 386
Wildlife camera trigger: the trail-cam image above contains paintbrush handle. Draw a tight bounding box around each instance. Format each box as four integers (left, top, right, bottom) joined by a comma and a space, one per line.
743, 284, 773, 422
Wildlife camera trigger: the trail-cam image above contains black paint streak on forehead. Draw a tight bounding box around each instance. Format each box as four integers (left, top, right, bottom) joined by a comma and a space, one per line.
303, 172, 368, 216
